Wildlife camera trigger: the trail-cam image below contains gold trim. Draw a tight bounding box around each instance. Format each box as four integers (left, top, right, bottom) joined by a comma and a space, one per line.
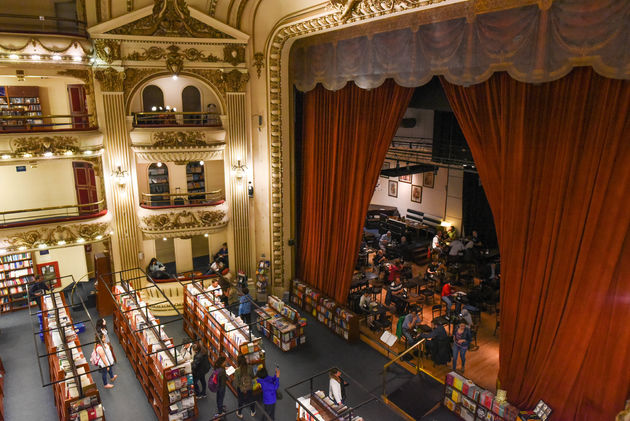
94, 39, 122, 64
223, 44, 245, 66
95, 67, 125, 92
140, 209, 227, 231
253, 52, 264, 79
2, 222, 110, 251
125, 45, 221, 63
0, 37, 91, 54
10, 135, 79, 155
151, 130, 211, 147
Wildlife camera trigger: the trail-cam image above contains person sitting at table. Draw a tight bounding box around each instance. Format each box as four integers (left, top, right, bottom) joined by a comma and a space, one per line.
29, 274, 53, 310
386, 277, 407, 315
374, 249, 387, 267
441, 280, 460, 319
402, 306, 422, 347
214, 242, 229, 268
425, 259, 441, 282
388, 259, 403, 283
359, 290, 376, 329
448, 237, 465, 263
447, 225, 457, 240
397, 236, 411, 261
147, 257, 171, 280
379, 231, 392, 251
420, 319, 449, 364
431, 231, 443, 256
470, 230, 483, 248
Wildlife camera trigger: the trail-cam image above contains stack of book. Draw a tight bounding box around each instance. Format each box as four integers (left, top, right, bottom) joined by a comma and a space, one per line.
255, 295, 306, 351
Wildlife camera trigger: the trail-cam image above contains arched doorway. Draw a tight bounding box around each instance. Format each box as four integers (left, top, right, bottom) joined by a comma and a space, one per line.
181, 85, 201, 125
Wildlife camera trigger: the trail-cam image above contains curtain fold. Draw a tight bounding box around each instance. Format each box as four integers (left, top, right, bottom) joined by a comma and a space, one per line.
440, 67, 630, 420
297, 80, 413, 303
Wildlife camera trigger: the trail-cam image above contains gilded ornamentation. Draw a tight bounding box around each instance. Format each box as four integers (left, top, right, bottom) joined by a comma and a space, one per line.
11, 136, 79, 155
141, 209, 226, 232
223, 45, 245, 66
188, 69, 226, 96
125, 45, 220, 63
123, 67, 162, 99
106, 0, 234, 39
95, 67, 125, 92
223, 69, 249, 92
208, 0, 219, 16
94, 39, 121, 64
329, 0, 449, 22
0, 38, 91, 54
152, 131, 210, 147
253, 52, 264, 79
3, 222, 110, 251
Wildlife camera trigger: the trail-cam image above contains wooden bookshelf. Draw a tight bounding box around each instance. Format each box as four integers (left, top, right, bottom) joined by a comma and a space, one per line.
254, 295, 306, 351
41, 292, 105, 421
185, 162, 205, 203
296, 390, 364, 421
290, 280, 359, 342
0, 86, 43, 129
148, 164, 169, 206
0, 252, 36, 313
183, 282, 265, 393
112, 282, 197, 421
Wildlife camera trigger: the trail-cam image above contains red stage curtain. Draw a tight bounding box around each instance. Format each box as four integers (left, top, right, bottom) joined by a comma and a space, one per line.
297, 80, 413, 303
441, 68, 630, 419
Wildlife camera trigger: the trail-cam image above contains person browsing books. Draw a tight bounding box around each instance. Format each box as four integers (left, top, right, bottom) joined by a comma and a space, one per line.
256, 365, 280, 420
234, 355, 255, 418
191, 343, 210, 398
94, 332, 117, 389
238, 287, 253, 324
329, 368, 348, 405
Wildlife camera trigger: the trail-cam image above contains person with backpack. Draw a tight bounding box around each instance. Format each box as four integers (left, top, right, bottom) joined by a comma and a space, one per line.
92, 332, 117, 389
238, 287, 253, 325
191, 344, 210, 398
208, 356, 227, 417
256, 365, 280, 420
234, 355, 255, 418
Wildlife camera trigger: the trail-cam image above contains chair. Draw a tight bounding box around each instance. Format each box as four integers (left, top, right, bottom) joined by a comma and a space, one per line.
431, 304, 442, 320
420, 287, 434, 305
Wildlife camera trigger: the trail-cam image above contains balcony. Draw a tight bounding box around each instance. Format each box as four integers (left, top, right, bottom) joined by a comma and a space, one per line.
0, 114, 95, 133
140, 190, 224, 209
132, 111, 222, 128
0, 13, 87, 38
138, 201, 228, 239
0, 200, 107, 229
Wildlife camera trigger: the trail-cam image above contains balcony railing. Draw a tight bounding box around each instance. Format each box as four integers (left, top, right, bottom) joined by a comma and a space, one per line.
140, 190, 224, 209
0, 114, 95, 133
0, 13, 87, 37
132, 112, 222, 128
0, 200, 106, 228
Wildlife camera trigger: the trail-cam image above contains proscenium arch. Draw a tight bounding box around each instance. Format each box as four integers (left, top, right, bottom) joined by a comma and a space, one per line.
124, 70, 227, 116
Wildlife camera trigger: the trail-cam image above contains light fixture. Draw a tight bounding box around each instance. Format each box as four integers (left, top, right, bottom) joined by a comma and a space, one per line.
204, 233, 209, 238
440, 221, 452, 227
112, 164, 128, 186
162, 237, 167, 241
109, 230, 114, 235
151, 106, 157, 111
44, 151, 53, 157
172, 107, 177, 112
23, 153, 32, 158
232, 160, 247, 179
52, 54, 61, 61
57, 240, 66, 246
9, 54, 19, 60
1, 154, 10, 159
31, 55, 41, 60
38, 243, 48, 249
18, 246, 27, 251
85, 150, 93, 155
199, 160, 204, 166
64, 150, 73, 156
171, 75, 178, 80
72, 55, 82, 62
95, 235, 103, 240
77, 238, 85, 243
165, 105, 170, 111
248, 181, 254, 198
99, 148, 105, 153
157, 162, 163, 167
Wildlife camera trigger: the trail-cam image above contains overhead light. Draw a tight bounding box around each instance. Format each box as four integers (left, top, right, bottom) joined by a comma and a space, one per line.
52, 54, 61, 61
199, 161, 204, 166
38, 243, 48, 249
64, 150, 73, 156
77, 238, 85, 243
162, 237, 167, 241
85, 150, 93, 155
157, 162, 163, 167
440, 221, 452, 227
31, 55, 41, 60
171, 75, 178, 80
151, 106, 157, 111
204, 233, 209, 238
99, 148, 104, 153
1, 155, 10, 159
9, 54, 19, 60
172, 107, 177, 112
165, 106, 171, 111
95, 235, 103, 240
44, 151, 53, 157
23, 153, 32, 158
72, 55, 82, 62
57, 240, 66, 246
18, 246, 27, 251
109, 230, 114, 235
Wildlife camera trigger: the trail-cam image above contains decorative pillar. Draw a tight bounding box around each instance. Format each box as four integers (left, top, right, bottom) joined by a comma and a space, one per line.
224, 70, 252, 276
174, 238, 193, 272
95, 67, 142, 287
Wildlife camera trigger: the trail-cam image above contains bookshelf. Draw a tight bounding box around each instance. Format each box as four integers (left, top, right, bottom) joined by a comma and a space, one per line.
182, 282, 264, 393
112, 283, 197, 421
185, 162, 205, 203
0, 357, 4, 421
444, 371, 519, 421
41, 292, 105, 421
254, 295, 306, 351
148, 164, 170, 206
0, 252, 36, 313
296, 390, 363, 421
0, 86, 43, 129
290, 280, 359, 342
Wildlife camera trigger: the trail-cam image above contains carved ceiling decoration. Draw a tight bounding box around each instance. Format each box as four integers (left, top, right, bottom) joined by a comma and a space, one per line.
152, 131, 211, 147
106, 0, 235, 39
223, 69, 249, 92
253, 52, 264, 79
208, 0, 219, 16
94, 39, 122, 64
0, 37, 91, 54
132, 131, 225, 162
329, 0, 450, 22
2, 222, 111, 251
222, 45, 245, 66
125, 45, 220, 63
140, 208, 228, 238
10, 136, 80, 155
95, 67, 125, 92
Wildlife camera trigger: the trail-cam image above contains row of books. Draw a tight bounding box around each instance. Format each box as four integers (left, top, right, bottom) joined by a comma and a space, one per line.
0, 260, 33, 270
296, 390, 363, 421
255, 296, 306, 351
0, 253, 31, 262
1, 268, 34, 279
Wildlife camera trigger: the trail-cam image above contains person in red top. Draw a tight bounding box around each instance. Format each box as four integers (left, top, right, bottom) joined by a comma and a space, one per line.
441, 280, 460, 319
388, 259, 402, 282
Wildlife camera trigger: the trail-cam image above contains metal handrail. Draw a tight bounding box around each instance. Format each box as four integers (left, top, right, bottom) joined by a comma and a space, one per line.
132, 111, 222, 127
0, 114, 95, 131
382, 338, 425, 397
0, 199, 105, 225
141, 190, 223, 207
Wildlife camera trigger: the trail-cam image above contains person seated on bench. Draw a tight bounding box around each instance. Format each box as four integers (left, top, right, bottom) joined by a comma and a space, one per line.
441, 280, 461, 319
374, 249, 387, 267
29, 274, 53, 310
432, 231, 444, 255
379, 231, 392, 251
359, 290, 376, 328
213, 242, 229, 268
388, 259, 403, 283
402, 306, 422, 347
147, 258, 171, 280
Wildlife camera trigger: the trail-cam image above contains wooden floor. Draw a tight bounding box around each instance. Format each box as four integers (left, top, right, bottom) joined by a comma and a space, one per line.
357, 262, 499, 393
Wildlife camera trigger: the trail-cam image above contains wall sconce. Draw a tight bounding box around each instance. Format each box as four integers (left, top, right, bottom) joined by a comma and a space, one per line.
112, 164, 129, 186
248, 181, 254, 198
232, 160, 247, 180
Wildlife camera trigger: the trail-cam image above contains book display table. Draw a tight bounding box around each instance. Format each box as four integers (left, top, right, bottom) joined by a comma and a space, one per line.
41, 292, 104, 421
254, 295, 306, 351
112, 283, 197, 421
296, 390, 363, 421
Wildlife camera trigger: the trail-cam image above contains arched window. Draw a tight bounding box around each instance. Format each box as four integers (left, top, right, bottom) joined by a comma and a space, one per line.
142, 85, 164, 112
148, 163, 169, 206
181, 85, 201, 125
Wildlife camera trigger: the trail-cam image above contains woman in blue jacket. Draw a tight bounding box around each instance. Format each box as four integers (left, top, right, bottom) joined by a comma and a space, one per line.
256, 365, 280, 420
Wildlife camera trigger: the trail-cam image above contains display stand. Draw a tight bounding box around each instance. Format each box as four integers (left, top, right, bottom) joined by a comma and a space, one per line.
290, 280, 359, 342
255, 257, 270, 302
254, 295, 306, 351
41, 292, 105, 421
182, 280, 265, 394
0, 252, 36, 313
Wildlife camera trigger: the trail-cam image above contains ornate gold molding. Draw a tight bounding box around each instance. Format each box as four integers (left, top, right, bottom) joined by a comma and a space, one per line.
125, 45, 220, 64
223, 45, 245, 66
140, 208, 227, 234
0, 38, 91, 54
253, 52, 264, 79
10, 136, 79, 155
152, 131, 211, 147
330, 0, 450, 22
3, 222, 110, 251
223, 69, 249, 93
95, 67, 125, 92
94, 39, 122, 64
208, 0, 219, 16
106, 0, 235, 39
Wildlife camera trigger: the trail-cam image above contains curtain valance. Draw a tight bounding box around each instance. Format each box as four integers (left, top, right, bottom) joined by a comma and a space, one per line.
291, 0, 630, 91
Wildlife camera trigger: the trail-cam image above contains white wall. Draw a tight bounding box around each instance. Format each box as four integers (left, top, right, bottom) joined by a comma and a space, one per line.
36, 245, 89, 290
156, 237, 175, 263
0, 159, 77, 216
191, 235, 209, 258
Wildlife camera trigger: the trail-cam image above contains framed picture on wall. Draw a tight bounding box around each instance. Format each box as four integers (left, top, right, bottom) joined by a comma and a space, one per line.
381, 161, 390, 178
37, 262, 61, 288
388, 180, 398, 197
399, 174, 412, 183
423, 171, 435, 188
411, 185, 423, 203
